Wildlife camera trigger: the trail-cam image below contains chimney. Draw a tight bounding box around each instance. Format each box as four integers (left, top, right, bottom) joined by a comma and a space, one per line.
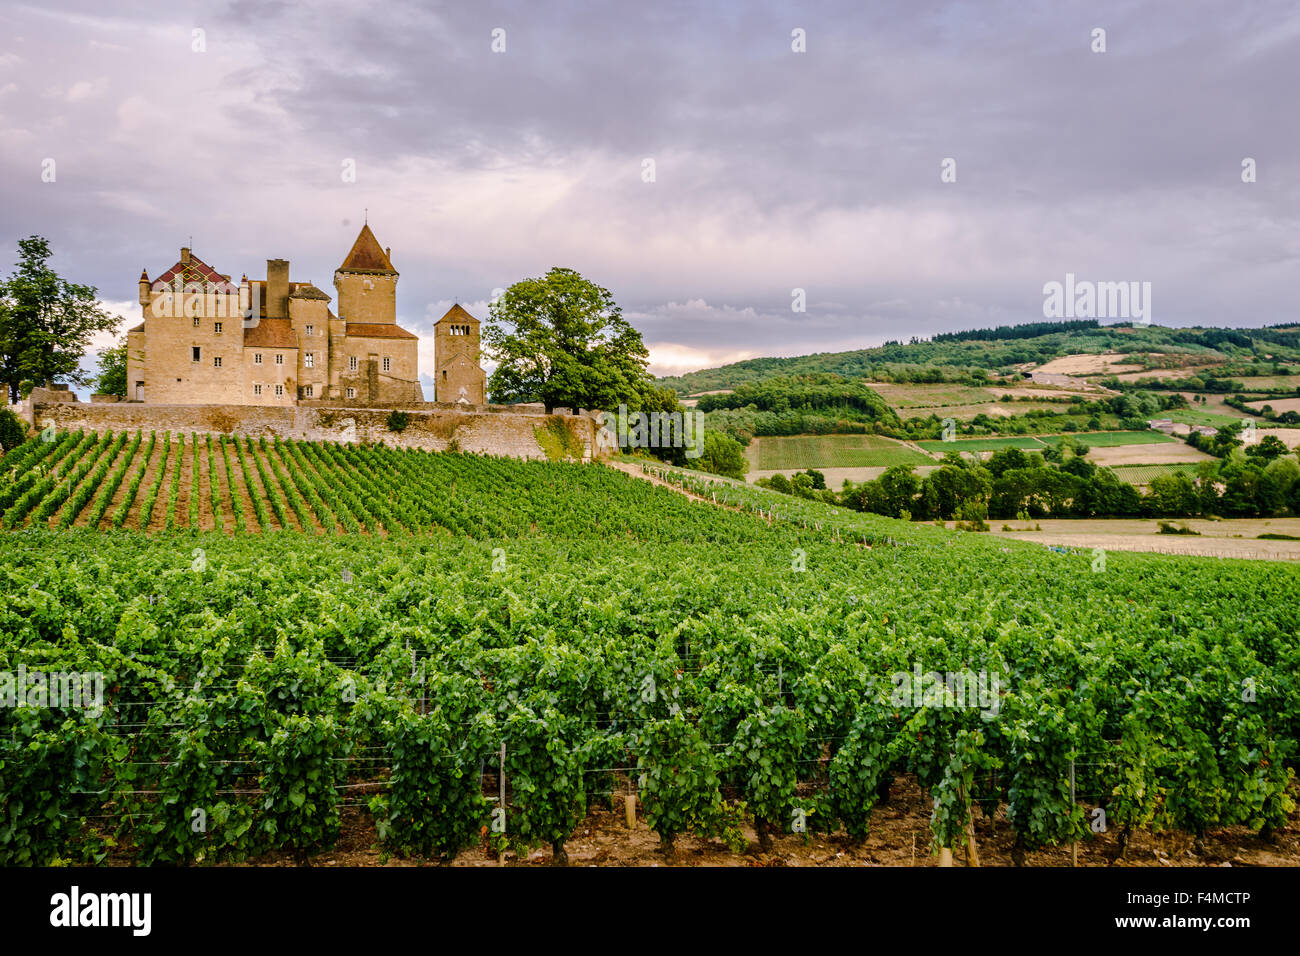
180, 247, 191, 264
266, 259, 289, 319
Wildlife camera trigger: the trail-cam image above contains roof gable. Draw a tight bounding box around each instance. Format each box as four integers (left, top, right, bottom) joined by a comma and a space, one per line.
154, 253, 236, 292
436, 303, 480, 325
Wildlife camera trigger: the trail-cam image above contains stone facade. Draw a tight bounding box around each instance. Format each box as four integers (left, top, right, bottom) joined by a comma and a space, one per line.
126, 224, 480, 408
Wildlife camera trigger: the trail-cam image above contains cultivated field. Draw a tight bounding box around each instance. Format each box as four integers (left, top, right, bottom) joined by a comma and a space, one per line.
915, 435, 1047, 454
746, 434, 931, 471
1086, 442, 1216, 466
976, 517, 1300, 561
1108, 463, 1202, 485
3, 432, 1299, 870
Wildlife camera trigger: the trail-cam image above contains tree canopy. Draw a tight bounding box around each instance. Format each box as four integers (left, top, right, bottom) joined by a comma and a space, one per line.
0, 236, 116, 401
483, 267, 668, 412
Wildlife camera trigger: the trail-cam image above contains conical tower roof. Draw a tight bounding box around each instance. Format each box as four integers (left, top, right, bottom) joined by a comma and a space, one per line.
337, 223, 395, 274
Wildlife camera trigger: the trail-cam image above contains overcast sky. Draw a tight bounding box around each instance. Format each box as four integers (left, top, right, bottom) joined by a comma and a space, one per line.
1, 0, 1298, 391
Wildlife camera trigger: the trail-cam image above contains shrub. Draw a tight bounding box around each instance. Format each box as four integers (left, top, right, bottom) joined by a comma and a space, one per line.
386, 410, 410, 433
0, 409, 27, 454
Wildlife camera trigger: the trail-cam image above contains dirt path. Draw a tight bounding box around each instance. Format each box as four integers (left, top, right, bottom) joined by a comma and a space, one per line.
605, 460, 749, 513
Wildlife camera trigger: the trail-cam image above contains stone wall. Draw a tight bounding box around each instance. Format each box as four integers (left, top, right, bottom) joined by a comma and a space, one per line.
27, 398, 599, 462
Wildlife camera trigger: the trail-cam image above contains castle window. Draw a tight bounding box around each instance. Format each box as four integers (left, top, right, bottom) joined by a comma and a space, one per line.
305, 324, 314, 336
214, 322, 223, 334
346, 387, 356, 399
382, 356, 391, 373
254, 384, 262, 396
305, 353, 314, 368
254, 353, 263, 364
193, 317, 200, 328
213, 356, 222, 368
349, 355, 358, 372
192, 346, 200, 362
442, 370, 447, 381
275, 384, 284, 397
303, 384, 313, 398
275, 353, 284, 365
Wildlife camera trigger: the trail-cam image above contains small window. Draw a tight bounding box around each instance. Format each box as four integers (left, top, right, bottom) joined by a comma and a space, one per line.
382, 356, 391, 373
274, 384, 284, 397
275, 353, 284, 365
346, 387, 356, 399
305, 324, 314, 336
192, 346, 200, 362
303, 384, 313, 398
442, 370, 447, 381
193, 317, 200, 328
254, 384, 262, 396
254, 352, 263, 364
213, 356, 222, 368
214, 321, 223, 333
348, 355, 358, 372
305, 353, 314, 369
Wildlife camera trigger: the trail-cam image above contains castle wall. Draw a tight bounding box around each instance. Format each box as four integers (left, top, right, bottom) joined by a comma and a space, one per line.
30, 399, 598, 462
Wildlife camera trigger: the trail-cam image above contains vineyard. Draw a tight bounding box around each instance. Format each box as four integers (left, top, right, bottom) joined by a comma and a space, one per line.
0, 431, 1298, 866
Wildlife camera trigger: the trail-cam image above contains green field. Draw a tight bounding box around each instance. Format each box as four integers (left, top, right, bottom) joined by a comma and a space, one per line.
1170, 408, 1246, 429
750, 434, 932, 470
1043, 430, 1176, 447
915, 435, 1047, 453
3, 430, 1298, 869
866, 383, 998, 409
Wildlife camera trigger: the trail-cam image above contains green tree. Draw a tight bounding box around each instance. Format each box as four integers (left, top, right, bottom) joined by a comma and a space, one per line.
696, 431, 748, 480
1245, 435, 1288, 463
0, 236, 116, 401
94, 337, 128, 397
484, 267, 658, 412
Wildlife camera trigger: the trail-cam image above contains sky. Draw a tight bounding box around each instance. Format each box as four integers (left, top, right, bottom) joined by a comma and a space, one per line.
1, 0, 1298, 394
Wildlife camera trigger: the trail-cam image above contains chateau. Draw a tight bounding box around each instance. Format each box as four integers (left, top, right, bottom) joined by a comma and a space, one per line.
125, 225, 487, 406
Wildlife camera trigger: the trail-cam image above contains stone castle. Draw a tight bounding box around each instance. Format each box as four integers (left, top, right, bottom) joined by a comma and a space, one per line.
125, 224, 487, 407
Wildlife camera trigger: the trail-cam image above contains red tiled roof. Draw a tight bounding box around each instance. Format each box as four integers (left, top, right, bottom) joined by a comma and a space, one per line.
153, 252, 237, 293
243, 318, 300, 349
435, 303, 480, 325
345, 322, 417, 340
337, 224, 395, 273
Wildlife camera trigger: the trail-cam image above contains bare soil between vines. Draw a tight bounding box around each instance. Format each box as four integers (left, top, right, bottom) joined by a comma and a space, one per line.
215, 774, 1300, 868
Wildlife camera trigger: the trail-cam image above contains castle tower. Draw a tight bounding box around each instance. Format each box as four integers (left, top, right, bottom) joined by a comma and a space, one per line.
434, 304, 486, 404
332, 224, 397, 324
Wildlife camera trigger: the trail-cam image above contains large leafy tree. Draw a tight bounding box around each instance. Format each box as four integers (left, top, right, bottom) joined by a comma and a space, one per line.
0, 236, 116, 401
484, 267, 665, 412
